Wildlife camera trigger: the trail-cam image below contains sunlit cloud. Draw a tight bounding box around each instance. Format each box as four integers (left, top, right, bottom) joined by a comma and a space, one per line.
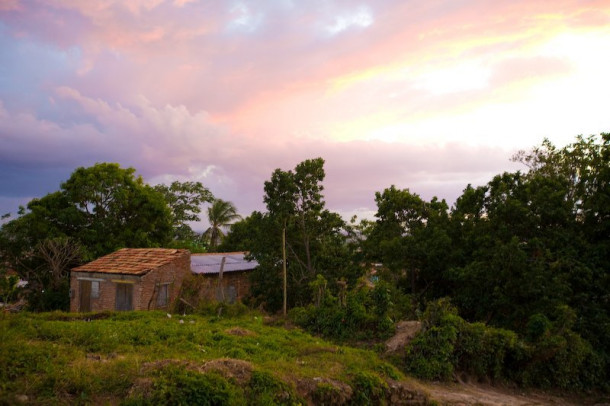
1, 0, 609, 223
226, 2, 264, 33
325, 5, 373, 36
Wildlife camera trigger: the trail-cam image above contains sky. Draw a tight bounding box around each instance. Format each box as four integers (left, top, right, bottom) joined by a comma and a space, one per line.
1, 0, 609, 229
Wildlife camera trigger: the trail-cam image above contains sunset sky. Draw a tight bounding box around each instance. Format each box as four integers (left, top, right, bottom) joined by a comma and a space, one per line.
1, 0, 609, 228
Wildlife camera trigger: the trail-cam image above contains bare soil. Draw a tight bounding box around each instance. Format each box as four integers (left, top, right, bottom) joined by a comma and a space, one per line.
385, 320, 422, 354
420, 380, 602, 406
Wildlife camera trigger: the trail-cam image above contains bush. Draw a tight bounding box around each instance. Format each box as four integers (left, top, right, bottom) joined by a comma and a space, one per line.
455, 322, 518, 380
350, 371, 388, 405
248, 370, 302, 405
405, 324, 457, 381
404, 299, 608, 389
145, 366, 243, 406
289, 279, 397, 341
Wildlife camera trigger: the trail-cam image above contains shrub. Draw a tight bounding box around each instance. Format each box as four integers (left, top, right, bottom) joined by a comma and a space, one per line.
289, 279, 397, 341
405, 324, 457, 381
248, 370, 301, 405
350, 371, 388, 405
455, 322, 518, 380
145, 366, 243, 406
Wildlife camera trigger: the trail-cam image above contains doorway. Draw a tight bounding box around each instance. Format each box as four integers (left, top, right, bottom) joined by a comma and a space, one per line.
115, 283, 133, 311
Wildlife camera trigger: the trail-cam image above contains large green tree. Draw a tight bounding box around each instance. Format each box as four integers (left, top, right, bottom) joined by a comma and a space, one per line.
366, 186, 451, 302
0, 163, 174, 310
227, 158, 355, 312
446, 134, 609, 358
153, 181, 214, 241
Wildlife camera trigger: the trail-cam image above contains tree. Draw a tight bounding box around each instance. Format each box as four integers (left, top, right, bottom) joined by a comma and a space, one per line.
255, 158, 352, 312
367, 186, 451, 301
445, 135, 609, 355
0, 163, 174, 310
153, 181, 214, 241
56, 163, 173, 257
202, 199, 241, 251
264, 168, 297, 315
26, 237, 83, 311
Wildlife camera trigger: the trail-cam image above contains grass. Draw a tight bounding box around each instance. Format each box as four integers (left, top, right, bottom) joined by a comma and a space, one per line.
0, 309, 429, 405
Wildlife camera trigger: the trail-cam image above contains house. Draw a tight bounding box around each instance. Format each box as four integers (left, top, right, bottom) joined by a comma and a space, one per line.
70, 248, 190, 312
190, 252, 258, 303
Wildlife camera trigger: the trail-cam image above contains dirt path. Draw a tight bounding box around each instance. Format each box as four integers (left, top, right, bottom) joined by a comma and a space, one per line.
385, 320, 422, 354
421, 381, 590, 406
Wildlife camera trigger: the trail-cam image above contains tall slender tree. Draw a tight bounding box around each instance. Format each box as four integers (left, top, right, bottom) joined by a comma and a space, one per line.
202, 199, 241, 251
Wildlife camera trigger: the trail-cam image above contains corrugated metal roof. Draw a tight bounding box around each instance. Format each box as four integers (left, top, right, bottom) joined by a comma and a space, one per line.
191, 252, 258, 275
72, 248, 189, 276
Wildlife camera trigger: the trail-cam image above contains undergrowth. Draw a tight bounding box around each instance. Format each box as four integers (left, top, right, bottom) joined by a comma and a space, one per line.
0, 309, 415, 405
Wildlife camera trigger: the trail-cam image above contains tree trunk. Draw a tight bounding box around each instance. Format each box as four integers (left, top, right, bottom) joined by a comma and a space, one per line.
282, 220, 287, 316
218, 256, 226, 302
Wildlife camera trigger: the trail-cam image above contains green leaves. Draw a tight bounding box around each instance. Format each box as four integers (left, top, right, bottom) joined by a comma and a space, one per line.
153, 181, 214, 241
202, 199, 241, 251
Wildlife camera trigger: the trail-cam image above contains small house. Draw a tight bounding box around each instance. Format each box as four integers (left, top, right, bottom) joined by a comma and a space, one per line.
190, 252, 258, 303
70, 248, 190, 312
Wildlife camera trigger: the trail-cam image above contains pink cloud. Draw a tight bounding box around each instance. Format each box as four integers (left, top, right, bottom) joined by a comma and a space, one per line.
1, 0, 609, 221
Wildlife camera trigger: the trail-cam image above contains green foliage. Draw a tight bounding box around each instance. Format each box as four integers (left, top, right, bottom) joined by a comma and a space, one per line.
405, 300, 461, 381
0, 311, 401, 404
202, 199, 241, 252
289, 280, 398, 341
145, 366, 243, 406
455, 322, 518, 380
366, 186, 452, 302
248, 370, 301, 405
0, 272, 21, 304
405, 299, 607, 390
350, 371, 388, 405
1, 163, 173, 262
364, 134, 610, 390
232, 158, 359, 313
153, 181, 214, 241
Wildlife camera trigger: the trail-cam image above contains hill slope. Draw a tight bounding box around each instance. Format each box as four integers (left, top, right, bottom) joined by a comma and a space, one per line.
0, 310, 430, 405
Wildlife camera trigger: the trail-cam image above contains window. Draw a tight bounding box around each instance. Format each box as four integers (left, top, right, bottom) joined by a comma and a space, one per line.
91, 281, 100, 299
157, 284, 169, 307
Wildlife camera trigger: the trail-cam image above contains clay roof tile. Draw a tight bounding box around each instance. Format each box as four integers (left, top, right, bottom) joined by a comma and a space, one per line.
72, 248, 189, 276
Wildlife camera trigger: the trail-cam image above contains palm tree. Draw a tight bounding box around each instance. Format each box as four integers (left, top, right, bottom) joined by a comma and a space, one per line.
202, 199, 241, 251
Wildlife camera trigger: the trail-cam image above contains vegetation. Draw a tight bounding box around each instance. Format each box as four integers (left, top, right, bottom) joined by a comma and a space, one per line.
0, 164, 229, 310
225, 158, 361, 313
153, 180, 214, 242
404, 299, 606, 390
289, 277, 399, 342
0, 133, 608, 394
0, 310, 420, 405
202, 199, 241, 252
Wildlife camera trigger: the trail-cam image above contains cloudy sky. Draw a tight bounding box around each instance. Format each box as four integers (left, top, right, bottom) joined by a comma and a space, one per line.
1, 0, 609, 228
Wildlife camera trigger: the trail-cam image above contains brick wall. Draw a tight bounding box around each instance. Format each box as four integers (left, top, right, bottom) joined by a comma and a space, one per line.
69, 272, 139, 312
70, 251, 191, 312
140, 251, 191, 310
195, 271, 252, 303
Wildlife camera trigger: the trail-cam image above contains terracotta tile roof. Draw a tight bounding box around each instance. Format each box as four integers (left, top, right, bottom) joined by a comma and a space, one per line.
72, 248, 189, 276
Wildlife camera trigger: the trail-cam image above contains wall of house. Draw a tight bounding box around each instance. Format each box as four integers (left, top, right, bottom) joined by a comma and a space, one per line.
69, 251, 191, 312
140, 253, 191, 310
69, 272, 140, 312
195, 271, 252, 303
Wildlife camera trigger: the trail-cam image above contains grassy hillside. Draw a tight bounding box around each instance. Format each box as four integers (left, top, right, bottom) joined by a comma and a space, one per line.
0, 308, 431, 405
